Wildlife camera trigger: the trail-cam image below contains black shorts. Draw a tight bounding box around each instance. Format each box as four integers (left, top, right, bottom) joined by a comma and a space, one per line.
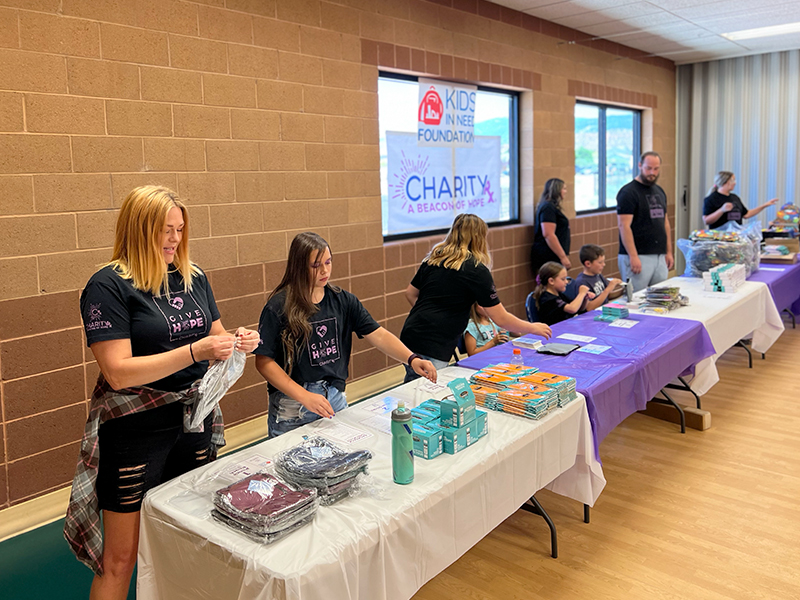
96, 403, 214, 513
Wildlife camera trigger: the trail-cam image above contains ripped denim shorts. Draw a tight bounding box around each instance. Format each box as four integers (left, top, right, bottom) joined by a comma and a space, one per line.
267, 380, 348, 438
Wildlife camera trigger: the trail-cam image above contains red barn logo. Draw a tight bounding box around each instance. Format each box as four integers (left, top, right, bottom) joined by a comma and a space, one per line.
418, 87, 443, 125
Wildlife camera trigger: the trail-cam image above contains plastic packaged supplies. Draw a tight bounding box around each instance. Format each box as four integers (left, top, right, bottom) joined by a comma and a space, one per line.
702, 263, 746, 292
274, 437, 372, 505
678, 221, 761, 277
639, 286, 688, 314
189, 349, 247, 430
212, 473, 319, 543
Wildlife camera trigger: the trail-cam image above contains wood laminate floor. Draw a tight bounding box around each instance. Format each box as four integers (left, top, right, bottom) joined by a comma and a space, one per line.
414, 321, 800, 600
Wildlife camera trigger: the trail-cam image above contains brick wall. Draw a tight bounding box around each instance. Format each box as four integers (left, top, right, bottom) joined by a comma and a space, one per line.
0, 0, 675, 509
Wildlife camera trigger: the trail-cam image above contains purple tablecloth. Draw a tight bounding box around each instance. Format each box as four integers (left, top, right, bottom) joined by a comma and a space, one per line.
457, 313, 716, 459
748, 262, 800, 315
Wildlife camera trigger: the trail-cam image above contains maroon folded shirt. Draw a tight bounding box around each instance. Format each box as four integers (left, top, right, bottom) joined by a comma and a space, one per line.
214, 473, 315, 518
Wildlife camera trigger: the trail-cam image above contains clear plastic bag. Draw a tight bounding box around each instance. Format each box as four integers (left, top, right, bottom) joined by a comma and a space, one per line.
190, 349, 247, 430
212, 509, 316, 543
274, 436, 372, 481
678, 221, 761, 277
213, 472, 319, 534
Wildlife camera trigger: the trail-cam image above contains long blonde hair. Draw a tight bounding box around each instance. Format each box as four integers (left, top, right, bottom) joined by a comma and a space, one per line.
424, 213, 491, 270
108, 185, 199, 295
708, 171, 734, 195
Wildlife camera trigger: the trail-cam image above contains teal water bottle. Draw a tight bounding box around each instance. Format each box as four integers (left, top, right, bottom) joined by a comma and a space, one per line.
391, 400, 414, 485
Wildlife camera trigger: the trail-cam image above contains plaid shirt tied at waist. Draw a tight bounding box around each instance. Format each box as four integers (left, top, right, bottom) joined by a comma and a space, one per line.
63, 375, 226, 575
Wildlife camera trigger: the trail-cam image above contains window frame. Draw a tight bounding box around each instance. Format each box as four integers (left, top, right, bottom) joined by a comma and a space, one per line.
574, 100, 642, 215
379, 71, 521, 242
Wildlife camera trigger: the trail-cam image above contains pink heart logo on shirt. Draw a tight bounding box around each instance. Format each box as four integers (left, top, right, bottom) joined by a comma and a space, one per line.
316, 325, 328, 338
169, 296, 184, 310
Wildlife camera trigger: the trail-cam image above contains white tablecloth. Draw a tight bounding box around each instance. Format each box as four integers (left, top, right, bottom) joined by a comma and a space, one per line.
632, 277, 784, 394
137, 367, 605, 600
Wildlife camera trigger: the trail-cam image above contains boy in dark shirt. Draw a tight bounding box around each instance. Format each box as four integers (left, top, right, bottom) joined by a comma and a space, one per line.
573, 244, 623, 310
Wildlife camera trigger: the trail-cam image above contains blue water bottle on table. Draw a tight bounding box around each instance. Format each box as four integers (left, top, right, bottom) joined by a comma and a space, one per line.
391, 400, 414, 485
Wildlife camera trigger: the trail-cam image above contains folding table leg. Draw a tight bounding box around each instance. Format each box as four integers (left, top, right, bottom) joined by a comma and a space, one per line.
652, 389, 686, 433
782, 308, 796, 329
664, 376, 701, 409
735, 340, 753, 368
583, 503, 590, 524
520, 495, 558, 558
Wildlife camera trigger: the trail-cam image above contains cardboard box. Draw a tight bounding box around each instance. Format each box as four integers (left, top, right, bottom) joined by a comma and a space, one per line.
442, 379, 476, 428
766, 237, 800, 253
411, 406, 439, 425
413, 422, 443, 459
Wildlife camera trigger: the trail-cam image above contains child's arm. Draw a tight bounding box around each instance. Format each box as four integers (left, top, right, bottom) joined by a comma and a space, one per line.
364, 326, 437, 382
464, 330, 508, 356
255, 355, 335, 418
586, 278, 621, 311
563, 286, 591, 314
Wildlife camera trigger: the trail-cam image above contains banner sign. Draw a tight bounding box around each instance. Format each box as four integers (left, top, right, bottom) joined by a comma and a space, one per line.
417, 78, 476, 147
386, 132, 501, 235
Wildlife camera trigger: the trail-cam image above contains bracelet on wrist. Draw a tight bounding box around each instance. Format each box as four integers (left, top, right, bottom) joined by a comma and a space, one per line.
189, 342, 197, 363
407, 352, 420, 366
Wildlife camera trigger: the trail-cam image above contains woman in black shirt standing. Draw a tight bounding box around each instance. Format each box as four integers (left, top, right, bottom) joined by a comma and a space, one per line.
703, 171, 778, 229
530, 178, 572, 277
71, 186, 260, 598
401, 214, 552, 382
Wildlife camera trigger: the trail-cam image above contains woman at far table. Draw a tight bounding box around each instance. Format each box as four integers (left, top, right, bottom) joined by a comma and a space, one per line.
530, 178, 572, 277
65, 186, 260, 600
401, 213, 552, 382
703, 171, 778, 229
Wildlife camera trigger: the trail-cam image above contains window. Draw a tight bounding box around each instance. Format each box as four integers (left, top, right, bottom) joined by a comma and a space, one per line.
574, 101, 640, 213
379, 73, 519, 240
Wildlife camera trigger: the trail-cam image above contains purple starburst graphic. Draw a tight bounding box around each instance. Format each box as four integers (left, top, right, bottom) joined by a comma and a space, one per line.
389, 151, 430, 211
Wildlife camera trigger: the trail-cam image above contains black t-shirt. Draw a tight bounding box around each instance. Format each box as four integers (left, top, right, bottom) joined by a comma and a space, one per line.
254, 287, 380, 392
537, 291, 577, 326
703, 191, 747, 229
574, 272, 609, 297
80, 265, 220, 392
616, 180, 668, 256
530, 201, 570, 273
400, 258, 501, 362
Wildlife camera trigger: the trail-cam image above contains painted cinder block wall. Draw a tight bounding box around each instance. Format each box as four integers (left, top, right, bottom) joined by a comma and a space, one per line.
0, 0, 676, 510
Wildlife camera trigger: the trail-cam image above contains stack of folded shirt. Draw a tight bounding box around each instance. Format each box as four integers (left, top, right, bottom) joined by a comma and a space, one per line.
212, 472, 319, 543
274, 437, 372, 505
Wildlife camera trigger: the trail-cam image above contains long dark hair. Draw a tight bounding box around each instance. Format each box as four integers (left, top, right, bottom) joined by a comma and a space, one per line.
538, 178, 565, 211
269, 232, 339, 373
534, 261, 565, 309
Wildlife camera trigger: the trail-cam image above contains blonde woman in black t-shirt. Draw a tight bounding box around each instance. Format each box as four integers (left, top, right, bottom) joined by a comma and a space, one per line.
702, 171, 778, 229
74, 186, 260, 599
401, 213, 552, 382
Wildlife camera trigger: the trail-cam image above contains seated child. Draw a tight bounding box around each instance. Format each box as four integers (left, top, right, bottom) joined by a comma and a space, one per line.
574, 244, 622, 310
464, 303, 509, 356
534, 261, 594, 325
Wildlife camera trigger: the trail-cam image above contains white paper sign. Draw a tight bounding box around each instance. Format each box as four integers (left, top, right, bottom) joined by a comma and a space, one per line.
318, 421, 373, 445
358, 396, 399, 414
417, 78, 476, 147
386, 132, 501, 235
608, 318, 639, 328
358, 415, 393, 436
557, 333, 597, 343
759, 267, 786, 272
221, 454, 272, 480
577, 344, 611, 354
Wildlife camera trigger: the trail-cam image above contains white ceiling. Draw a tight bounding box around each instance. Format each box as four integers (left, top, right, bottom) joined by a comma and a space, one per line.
490, 0, 800, 64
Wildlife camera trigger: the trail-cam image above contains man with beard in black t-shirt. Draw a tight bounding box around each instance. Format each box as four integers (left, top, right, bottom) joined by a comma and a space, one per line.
616, 151, 674, 292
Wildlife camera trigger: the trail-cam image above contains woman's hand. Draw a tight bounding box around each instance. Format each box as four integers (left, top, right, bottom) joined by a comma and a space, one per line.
234, 327, 260, 353
412, 358, 437, 383
529, 322, 552, 339
722, 201, 734, 212
561, 256, 572, 269
299, 391, 335, 418
765, 198, 779, 207
192, 334, 236, 362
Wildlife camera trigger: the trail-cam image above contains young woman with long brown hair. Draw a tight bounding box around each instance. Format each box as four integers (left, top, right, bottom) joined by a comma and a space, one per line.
67, 186, 260, 599
255, 232, 436, 437
400, 213, 552, 382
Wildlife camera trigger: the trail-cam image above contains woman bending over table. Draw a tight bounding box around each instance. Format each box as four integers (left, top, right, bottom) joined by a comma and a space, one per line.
401, 213, 552, 382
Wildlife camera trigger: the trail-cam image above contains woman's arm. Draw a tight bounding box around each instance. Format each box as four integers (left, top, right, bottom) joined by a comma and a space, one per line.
90, 319, 235, 390
254, 355, 335, 418
744, 198, 778, 218
405, 284, 420, 307
703, 201, 733, 225
541, 222, 570, 268
363, 327, 437, 382
482, 303, 552, 339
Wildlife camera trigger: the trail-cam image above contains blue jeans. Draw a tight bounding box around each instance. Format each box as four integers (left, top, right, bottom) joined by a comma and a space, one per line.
403, 355, 450, 383
268, 381, 348, 438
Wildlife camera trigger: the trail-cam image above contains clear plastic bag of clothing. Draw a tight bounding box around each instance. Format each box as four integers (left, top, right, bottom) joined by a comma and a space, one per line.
190, 349, 247, 429
677, 221, 761, 277
213, 472, 319, 535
